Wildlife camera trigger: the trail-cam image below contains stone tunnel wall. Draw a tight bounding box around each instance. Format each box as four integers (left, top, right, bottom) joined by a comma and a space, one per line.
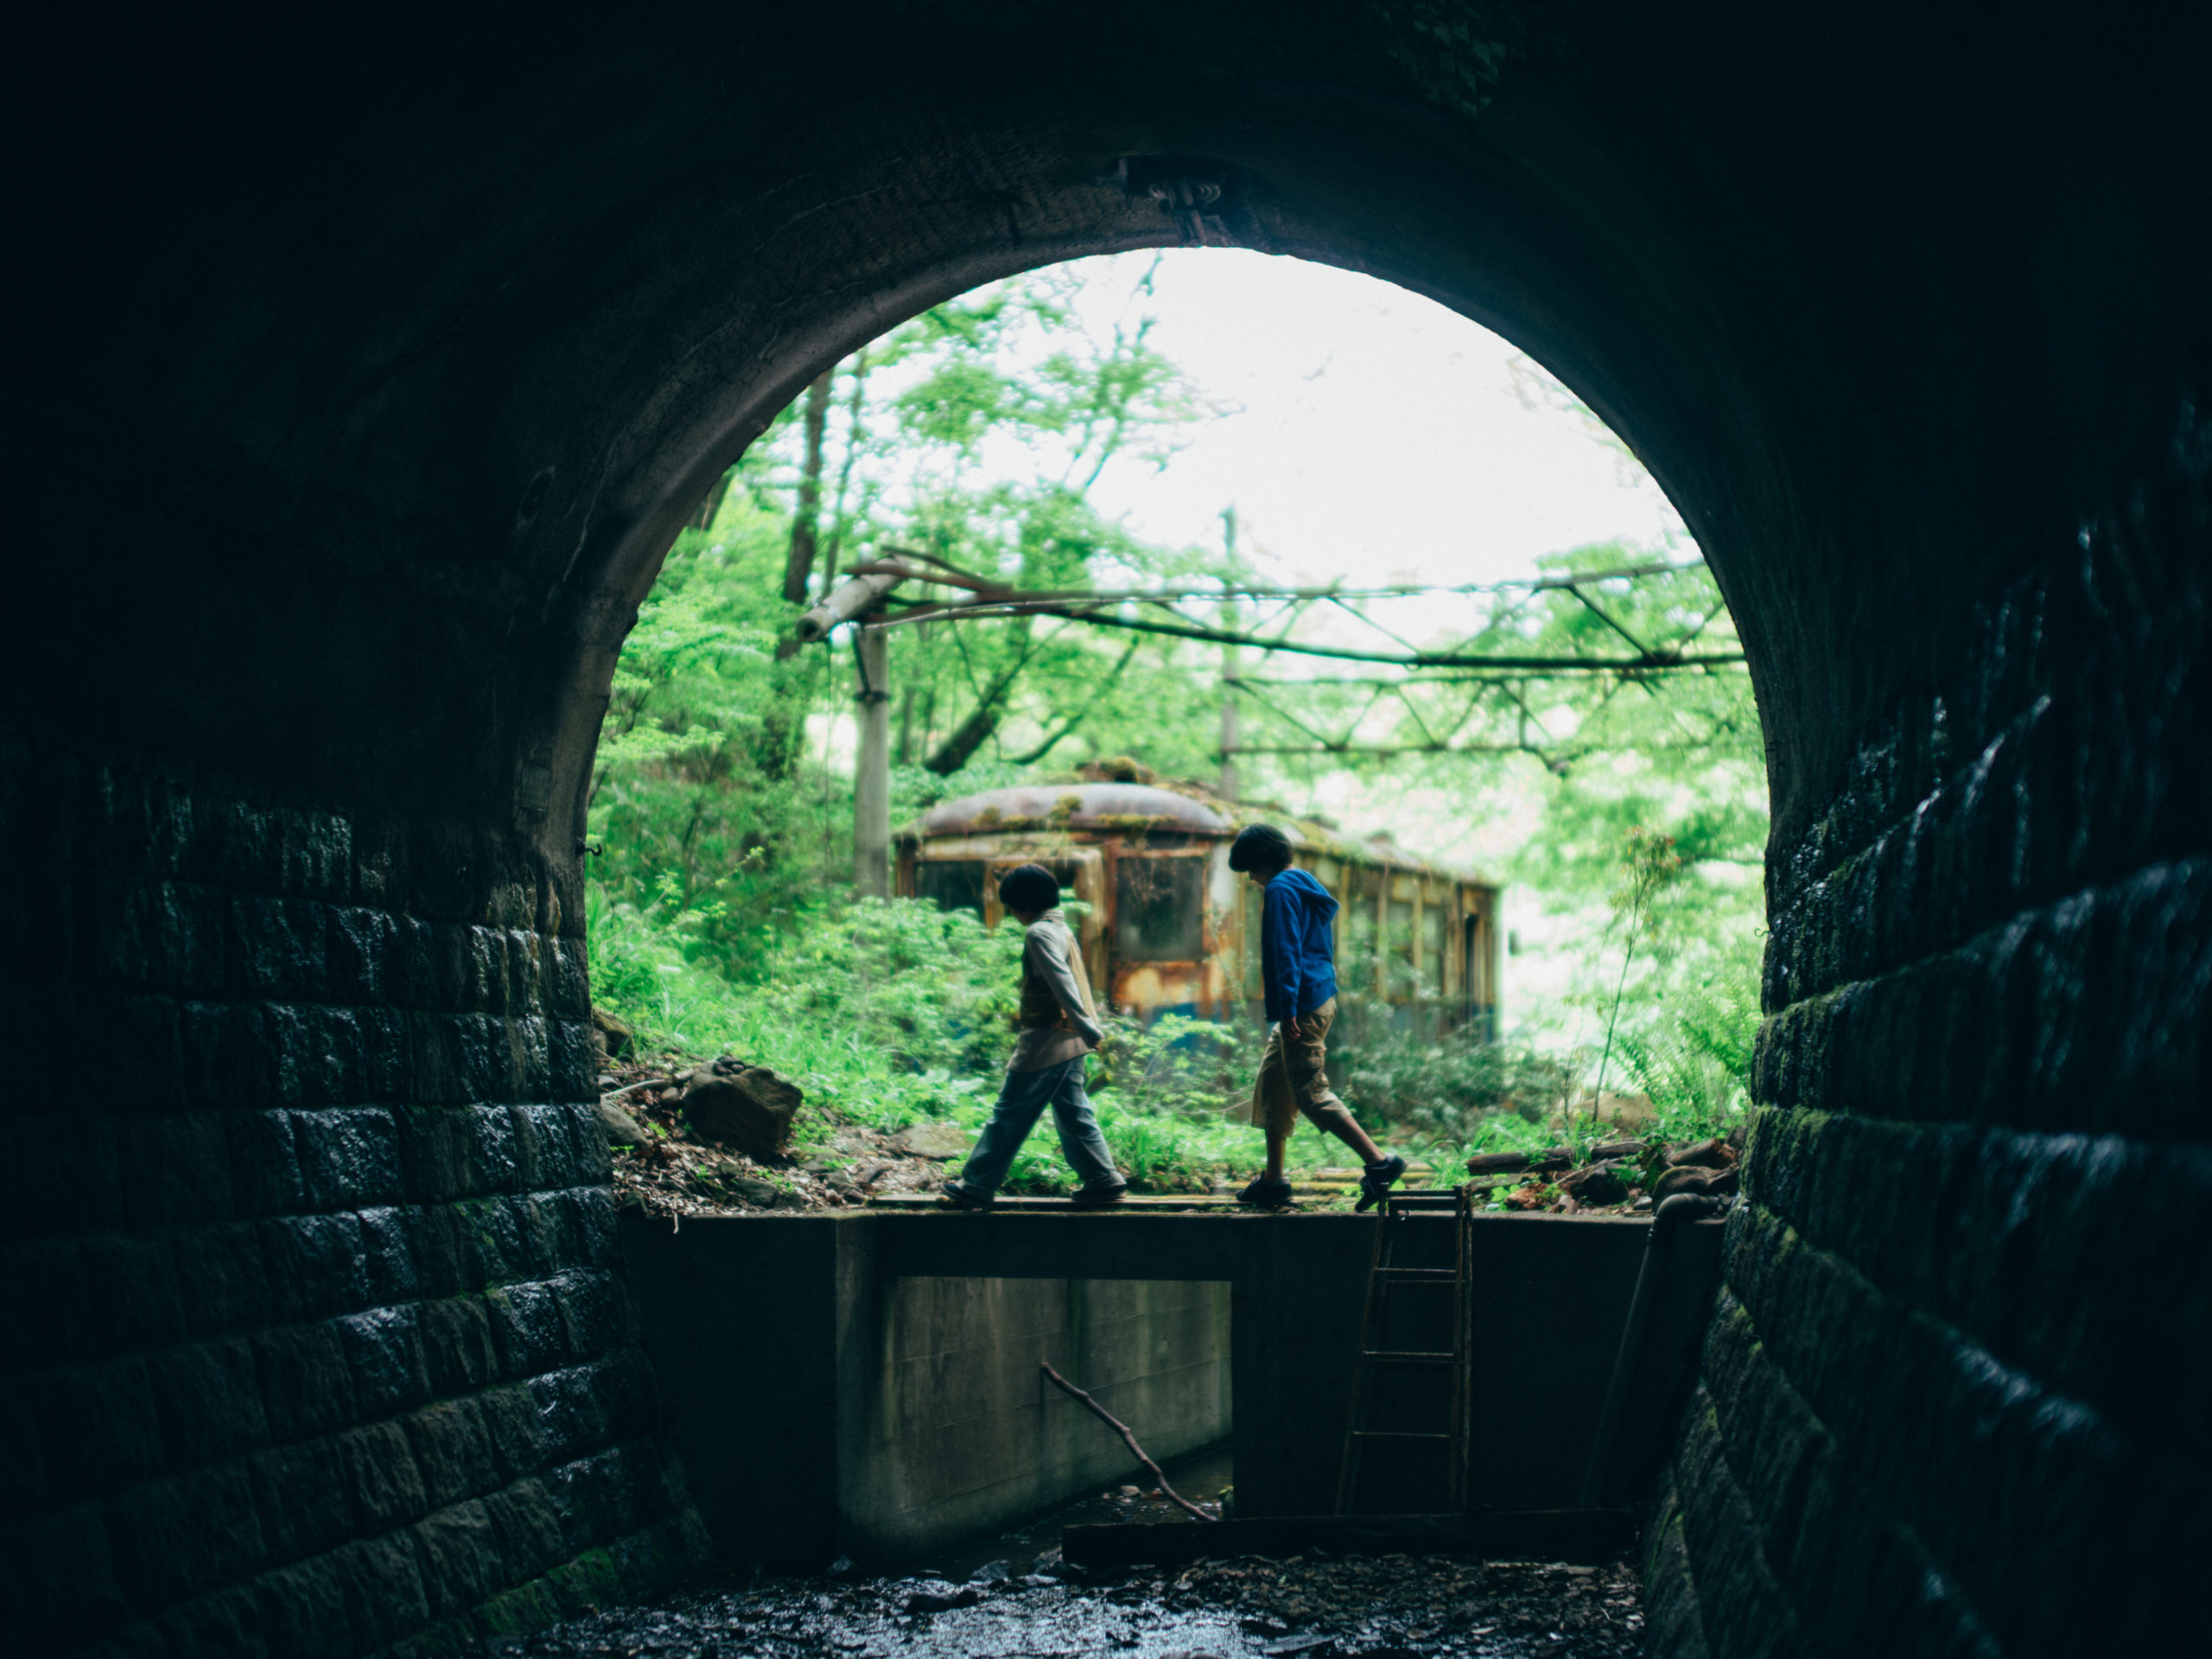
0, 746, 708, 1658
1643, 391, 2212, 1656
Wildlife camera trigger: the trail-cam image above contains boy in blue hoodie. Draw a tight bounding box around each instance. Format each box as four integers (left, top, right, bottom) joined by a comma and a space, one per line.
1228, 823, 1406, 1211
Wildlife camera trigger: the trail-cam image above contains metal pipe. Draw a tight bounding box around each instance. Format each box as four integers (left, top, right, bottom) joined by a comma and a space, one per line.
1578, 1192, 1726, 1510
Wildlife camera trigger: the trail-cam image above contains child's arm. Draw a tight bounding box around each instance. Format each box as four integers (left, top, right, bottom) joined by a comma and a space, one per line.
1029, 927, 1105, 1047
1263, 880, 1306, 1033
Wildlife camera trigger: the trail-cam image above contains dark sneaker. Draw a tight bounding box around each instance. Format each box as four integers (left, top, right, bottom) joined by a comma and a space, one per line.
1236, 1175, 1295, 1208
1355, 1154, 1408, 1212
939, 1180, 994, 1211
1070, 1182, 1128, 1209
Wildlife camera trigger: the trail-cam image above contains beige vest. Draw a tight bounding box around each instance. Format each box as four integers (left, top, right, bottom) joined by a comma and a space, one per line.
1018, 917, 1098, 1030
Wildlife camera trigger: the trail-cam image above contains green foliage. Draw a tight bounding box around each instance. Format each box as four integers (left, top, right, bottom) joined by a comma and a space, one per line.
1611, 932, 1762, 1139
588, 891, 1351, 1191
1335, 1027, 1578, 1135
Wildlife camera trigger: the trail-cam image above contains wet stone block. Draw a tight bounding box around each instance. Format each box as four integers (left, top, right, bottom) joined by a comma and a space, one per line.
411, 1499, 497, 1618
149, 1337, 268, 1465
260, 1212, 371, 1323
251, 1320, 359, 1441
481, 1478, 569, 1585
294, 1108, 406, 1211
226, 1108, 306, 1217
418, 1294, 499, 1394
486, 1280, 575, 1378
255, 1552, 352, 1659
338, 1305, 433, 1418
105, 1462, 266, 1613
404, 1398, 505, 1511
118, 1111, 235, 1225
338, 1421, 430, 1534
527, 1363, 616, 1467
31, 1358, 163, 1497
183, 1000, 279, 1108
225, 893, 331, 1001
78, 1233, 188, 1362
476, 1384, 545, 1483
247, 1437, 355, 1567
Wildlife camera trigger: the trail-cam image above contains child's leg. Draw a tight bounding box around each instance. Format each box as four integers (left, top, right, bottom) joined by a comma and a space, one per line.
954, 1065, 1056, 1197
1254, 1022, 1294, 1181
1045, 1060, 1122, 1191
1287, 1008, 1385, 1163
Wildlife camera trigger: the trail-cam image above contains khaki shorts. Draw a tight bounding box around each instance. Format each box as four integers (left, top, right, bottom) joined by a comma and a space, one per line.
1249, 996, 1348, 1135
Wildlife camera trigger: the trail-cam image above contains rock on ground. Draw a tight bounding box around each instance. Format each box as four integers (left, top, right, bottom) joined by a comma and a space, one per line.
683, 1057, 805, 1158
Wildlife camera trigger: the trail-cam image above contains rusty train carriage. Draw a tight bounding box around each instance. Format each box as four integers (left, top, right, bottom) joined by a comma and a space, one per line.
896, 780, 1500, 1039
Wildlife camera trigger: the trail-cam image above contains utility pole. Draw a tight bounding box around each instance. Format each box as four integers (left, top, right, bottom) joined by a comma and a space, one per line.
854, 621, 892, 898
1218, 505, 1241, 801
796, 567, 908, 899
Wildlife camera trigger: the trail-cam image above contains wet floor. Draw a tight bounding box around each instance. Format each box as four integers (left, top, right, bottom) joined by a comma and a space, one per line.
505, 1548, 1643, 1657
506, 1444, 1642, 1656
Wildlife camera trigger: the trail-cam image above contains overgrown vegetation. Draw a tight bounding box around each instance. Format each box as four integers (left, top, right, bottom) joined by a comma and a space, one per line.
587, 257, 1764, 1190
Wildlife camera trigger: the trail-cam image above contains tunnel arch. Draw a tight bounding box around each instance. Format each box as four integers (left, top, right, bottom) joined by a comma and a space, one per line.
9, 4, 2210, 1656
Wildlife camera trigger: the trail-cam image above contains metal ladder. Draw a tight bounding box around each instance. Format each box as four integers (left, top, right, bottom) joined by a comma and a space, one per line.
1335, 1185, 1473, 1516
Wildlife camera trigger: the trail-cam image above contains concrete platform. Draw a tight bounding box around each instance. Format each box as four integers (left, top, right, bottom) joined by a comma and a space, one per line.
618, 1209, 1721, 1571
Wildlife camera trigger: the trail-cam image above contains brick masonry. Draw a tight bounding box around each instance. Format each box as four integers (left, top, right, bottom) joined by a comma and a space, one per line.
1644, 396, 2211, 1656
0, 746, 709, 1658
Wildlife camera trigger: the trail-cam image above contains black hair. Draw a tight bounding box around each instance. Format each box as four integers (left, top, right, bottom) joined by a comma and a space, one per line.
997, 863, 1062, 914
1228, 823, 1294, 874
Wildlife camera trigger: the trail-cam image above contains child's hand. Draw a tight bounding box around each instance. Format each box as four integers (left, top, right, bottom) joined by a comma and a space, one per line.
1281, 1014, 1303, 1043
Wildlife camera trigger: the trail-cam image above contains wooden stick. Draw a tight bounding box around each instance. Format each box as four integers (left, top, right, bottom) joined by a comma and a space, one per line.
1039, 1361, 1218, 1522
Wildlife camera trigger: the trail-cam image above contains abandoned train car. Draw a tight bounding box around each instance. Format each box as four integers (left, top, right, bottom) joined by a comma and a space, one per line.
897, 775, 1501, 1039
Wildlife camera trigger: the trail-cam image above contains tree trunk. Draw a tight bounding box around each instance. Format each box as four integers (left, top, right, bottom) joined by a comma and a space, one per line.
782, 368, 834, 604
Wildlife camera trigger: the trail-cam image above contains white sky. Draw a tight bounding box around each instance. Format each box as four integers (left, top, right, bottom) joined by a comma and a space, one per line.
1060, 249, 1689, 586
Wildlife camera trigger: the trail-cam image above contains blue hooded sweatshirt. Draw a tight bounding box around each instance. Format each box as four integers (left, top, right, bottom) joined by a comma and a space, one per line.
1260, 868, 1340, 1021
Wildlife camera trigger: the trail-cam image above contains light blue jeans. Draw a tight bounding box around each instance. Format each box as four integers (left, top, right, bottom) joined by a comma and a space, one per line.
955, 1057, 1122, 1197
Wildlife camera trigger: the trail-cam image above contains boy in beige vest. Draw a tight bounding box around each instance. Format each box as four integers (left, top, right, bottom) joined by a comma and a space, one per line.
940, 864, 1128, 1209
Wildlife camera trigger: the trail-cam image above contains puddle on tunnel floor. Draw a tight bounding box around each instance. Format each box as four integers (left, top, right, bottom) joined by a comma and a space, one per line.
505, 1435, 1643, 1659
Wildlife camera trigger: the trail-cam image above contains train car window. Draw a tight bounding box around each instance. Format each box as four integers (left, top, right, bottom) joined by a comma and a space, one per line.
915, 860, 987, 915
1344, 880, 1376, 993
1116, 856, 1204, 961
1385, 899, 1417, 996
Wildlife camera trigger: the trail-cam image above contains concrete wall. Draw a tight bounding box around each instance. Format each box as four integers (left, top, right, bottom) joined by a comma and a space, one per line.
621, 1211, 1719, 1568
850, 1277, 1230, 1563
615, 1215, 1230, 1570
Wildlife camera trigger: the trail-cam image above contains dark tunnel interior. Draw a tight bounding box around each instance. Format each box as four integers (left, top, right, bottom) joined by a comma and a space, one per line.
3, 3, 2209, 1654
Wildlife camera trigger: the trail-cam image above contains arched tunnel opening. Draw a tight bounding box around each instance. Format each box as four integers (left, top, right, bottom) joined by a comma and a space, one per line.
4, 5, 2208, 1656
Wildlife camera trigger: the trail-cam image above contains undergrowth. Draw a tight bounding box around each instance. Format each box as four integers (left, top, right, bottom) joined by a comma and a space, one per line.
588, 883, 1752, 1195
